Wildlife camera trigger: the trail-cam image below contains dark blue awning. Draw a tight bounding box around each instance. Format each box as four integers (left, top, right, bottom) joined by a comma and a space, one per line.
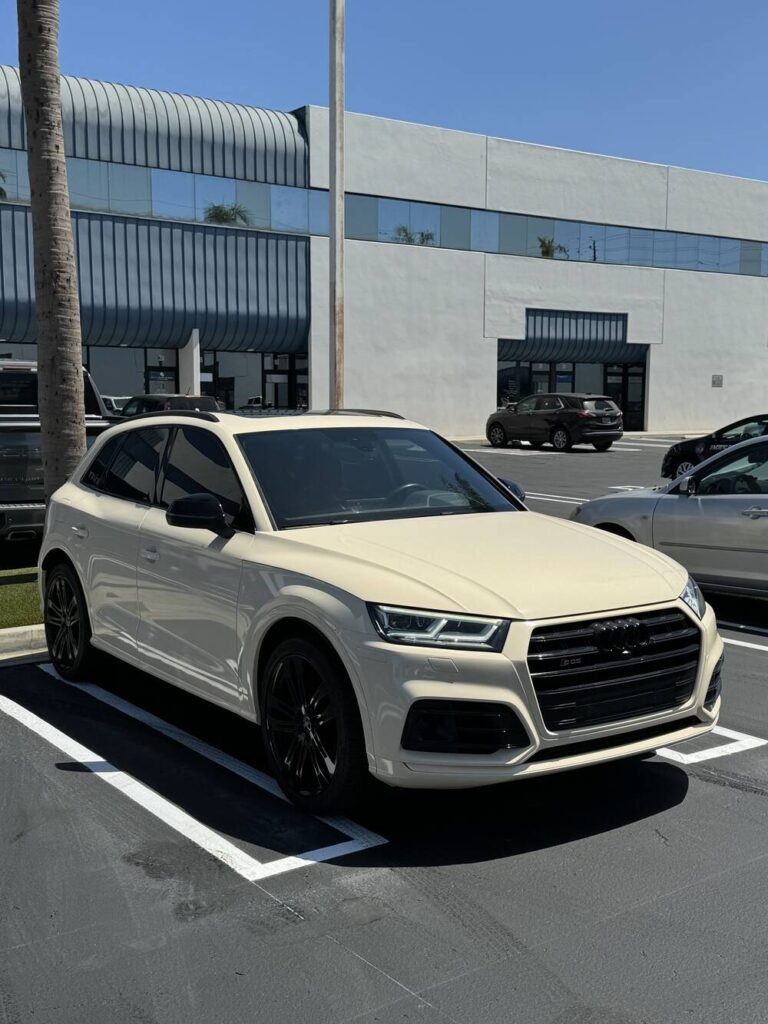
499, 309, 648, 363
0, 203, 309, 352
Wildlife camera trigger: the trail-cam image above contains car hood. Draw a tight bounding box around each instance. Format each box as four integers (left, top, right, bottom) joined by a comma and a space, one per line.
272, 511, 687, 620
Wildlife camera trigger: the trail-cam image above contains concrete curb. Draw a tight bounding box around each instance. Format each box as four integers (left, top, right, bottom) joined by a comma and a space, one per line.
0, 624, 46, 657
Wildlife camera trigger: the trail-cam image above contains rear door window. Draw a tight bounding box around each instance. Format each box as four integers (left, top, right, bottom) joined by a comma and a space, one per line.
101, 427, 169, 504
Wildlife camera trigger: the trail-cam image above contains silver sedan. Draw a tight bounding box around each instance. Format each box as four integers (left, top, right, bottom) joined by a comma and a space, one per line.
572, 436, 768, 597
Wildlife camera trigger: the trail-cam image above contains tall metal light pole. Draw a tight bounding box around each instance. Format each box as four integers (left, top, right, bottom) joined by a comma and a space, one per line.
329, 0, 345, 409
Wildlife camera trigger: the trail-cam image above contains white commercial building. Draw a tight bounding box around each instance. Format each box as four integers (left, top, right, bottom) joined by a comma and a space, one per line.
2, 67, 767, 434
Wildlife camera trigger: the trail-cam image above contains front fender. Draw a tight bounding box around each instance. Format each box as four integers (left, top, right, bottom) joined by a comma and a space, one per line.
237, 569, 377, 759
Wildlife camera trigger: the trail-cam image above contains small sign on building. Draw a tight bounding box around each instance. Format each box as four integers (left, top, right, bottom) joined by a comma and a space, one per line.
711, 374, 724, 388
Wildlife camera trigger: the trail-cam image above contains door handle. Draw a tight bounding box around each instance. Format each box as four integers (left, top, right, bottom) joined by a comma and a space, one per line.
71, 524, 88, 539
741, 507, 768, 518
140, 545, 159, 563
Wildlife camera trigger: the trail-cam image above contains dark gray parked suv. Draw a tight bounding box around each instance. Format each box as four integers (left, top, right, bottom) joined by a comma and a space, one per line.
486, 393, 624, 451
0, 361, 110, 543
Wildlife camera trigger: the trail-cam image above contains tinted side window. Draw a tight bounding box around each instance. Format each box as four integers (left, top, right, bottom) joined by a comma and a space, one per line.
81, 435, 122, 491
102, 427, 168, 503
161, 427, 252, 530
536, 396, 562, 411
121, 399, 141, 417
516, 397, 537, 414
0, 372, 37, 409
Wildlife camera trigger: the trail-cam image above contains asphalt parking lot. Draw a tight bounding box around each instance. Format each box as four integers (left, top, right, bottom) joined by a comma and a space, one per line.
2, 436, 768, 1024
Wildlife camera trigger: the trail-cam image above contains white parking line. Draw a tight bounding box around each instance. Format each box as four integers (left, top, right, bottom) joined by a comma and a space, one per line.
0, 693, 291, 883
721, 636, 768, 653
526, 492, 584, 506
32, 666, 387, 878
657, 725, 767, 764
613, 442, 672, 449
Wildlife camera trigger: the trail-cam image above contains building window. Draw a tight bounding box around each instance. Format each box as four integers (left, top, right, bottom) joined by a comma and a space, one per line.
346, 194, 378, 240
67, 157, 109, 211
440, 206, 471, 250
108, 163, 151, 216
195, 174, 237, 224
151, 168, 194, 220
270, 185, 309, 232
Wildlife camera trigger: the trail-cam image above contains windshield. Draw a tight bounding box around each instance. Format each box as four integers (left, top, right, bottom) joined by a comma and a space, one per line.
238, 427, 520, 528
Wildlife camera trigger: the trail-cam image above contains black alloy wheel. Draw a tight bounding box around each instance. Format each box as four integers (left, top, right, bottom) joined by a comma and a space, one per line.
44, 562, 96, 680
592, 440, 613, 451
551, 426, 572, 451
488, 423, 508, 448
261, 638, 366, 813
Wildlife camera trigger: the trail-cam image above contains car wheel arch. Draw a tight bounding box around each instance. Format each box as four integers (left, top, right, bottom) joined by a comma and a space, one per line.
40, 547, 90, 612
252, 615, 373, 752
595, 523, 636, 542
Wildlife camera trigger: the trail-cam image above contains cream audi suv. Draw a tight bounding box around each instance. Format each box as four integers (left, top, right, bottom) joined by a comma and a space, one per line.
40, 410, 723, 812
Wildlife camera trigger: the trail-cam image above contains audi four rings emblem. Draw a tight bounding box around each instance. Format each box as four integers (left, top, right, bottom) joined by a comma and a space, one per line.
592, 617, 651, 656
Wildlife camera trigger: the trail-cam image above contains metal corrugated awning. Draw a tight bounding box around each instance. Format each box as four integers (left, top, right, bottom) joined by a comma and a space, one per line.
499, 309, 648, 363
0, 203, 309, 352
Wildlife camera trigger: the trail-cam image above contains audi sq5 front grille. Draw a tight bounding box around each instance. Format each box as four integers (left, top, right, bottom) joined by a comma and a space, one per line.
527, 609, 701, 731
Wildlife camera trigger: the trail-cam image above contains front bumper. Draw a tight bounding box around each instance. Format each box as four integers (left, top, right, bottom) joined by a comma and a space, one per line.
354, 600, 722, 790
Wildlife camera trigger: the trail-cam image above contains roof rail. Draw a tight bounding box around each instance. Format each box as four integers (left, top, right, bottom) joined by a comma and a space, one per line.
120, 409, 220, 424
305, 408, 405, 419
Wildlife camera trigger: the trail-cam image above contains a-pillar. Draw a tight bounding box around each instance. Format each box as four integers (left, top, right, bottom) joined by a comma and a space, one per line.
179, 328, 201, 395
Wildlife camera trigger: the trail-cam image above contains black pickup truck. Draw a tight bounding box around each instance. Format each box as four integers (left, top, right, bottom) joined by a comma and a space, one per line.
0, 361, 112, 546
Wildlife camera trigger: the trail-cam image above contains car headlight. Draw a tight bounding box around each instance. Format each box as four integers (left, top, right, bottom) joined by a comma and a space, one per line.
680, 576, 706, 619
369, 604, 509, 652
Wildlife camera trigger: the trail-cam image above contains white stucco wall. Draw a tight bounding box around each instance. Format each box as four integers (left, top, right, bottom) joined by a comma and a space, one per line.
666, 167, 768, 240
306, 106, 487, 207
484, 256, 665, 343
646, 271, 768, 432
310, 237, 493, 435
486, 138, 669, 228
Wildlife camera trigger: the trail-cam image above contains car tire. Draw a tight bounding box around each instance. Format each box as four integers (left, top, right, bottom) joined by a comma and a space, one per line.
592, 440, 613, 452
261, 637, 368, 814
487, 423, 508, 448
44, 561, 98, 681
550, 427, 572, 452
673, 458, 696, 478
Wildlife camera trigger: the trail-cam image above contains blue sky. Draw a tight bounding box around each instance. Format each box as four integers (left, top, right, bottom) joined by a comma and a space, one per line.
1, 0, 765, 179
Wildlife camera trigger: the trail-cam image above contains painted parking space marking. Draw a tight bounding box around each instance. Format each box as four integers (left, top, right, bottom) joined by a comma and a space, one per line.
657, 725, 767, 764
0, 693, 290, 883
721, 636, 768, 653
21, 665, 388, 879
526, 493, 584, 505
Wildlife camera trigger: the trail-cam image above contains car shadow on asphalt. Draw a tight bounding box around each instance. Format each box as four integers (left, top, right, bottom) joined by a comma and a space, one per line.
4, 652, 689, 869
349, 757, 688, 867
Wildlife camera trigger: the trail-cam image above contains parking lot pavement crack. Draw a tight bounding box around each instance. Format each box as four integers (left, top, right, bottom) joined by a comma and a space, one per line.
326, 935, 462, 1024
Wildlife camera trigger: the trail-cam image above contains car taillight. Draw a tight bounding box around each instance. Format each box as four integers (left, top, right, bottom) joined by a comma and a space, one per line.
576, 410, 596, 418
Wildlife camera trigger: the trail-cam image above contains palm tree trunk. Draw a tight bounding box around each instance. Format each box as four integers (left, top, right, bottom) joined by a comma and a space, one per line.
17, 0, 85, 500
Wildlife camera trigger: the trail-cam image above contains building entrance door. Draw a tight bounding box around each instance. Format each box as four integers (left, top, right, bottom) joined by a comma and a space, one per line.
604, 363, 646, 430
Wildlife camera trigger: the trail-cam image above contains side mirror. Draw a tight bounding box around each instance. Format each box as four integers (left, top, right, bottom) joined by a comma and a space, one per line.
500, 477, 526, 502
678, 475, 697, 496
506, 402, 517, 411
166, 493, 226, 531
